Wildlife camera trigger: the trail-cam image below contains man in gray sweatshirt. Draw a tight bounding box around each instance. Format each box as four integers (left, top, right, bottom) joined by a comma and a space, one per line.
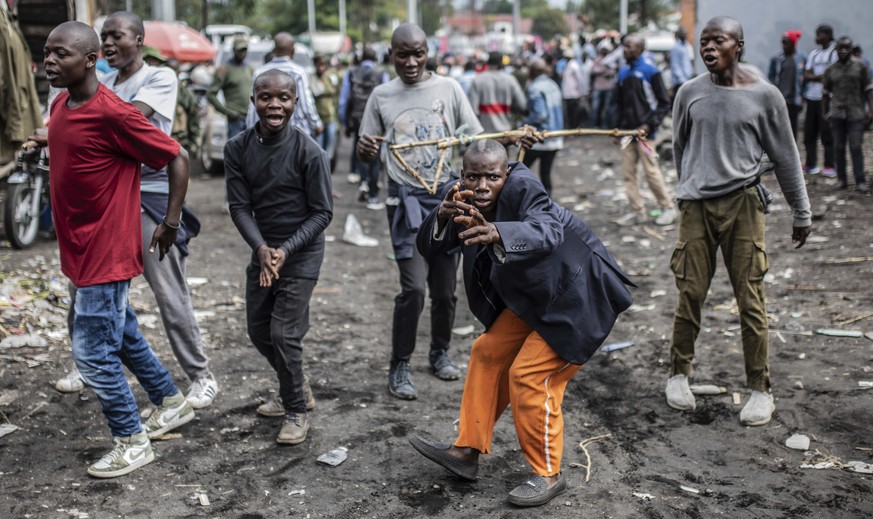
666, 17, 811, 427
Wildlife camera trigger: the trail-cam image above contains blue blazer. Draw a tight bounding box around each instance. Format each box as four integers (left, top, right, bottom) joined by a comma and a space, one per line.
417, 162, 635, 365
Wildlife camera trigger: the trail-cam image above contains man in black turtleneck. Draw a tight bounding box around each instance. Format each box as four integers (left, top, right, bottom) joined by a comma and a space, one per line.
225, 69, 333, 446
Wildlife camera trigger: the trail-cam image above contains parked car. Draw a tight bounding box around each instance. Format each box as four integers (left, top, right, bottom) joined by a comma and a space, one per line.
200, 37, 315, 176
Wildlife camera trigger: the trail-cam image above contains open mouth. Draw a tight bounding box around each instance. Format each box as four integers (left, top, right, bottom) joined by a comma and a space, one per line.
263, 114, 286, 126
45, 70, 59, 81
472, 198, 491, 208
103, 49, 118, 62
703, 54, 718, 66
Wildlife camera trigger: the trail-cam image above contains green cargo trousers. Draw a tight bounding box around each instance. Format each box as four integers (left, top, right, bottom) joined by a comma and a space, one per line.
669, 186, 771, 391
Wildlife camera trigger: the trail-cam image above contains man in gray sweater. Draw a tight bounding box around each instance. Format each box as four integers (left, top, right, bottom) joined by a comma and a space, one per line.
666, 17, 811, 426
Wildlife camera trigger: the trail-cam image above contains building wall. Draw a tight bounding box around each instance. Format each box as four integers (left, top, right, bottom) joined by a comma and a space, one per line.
695, 0, 873, 75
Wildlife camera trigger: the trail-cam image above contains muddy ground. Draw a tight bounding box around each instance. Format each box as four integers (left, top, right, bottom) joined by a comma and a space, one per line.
1, 133, 872, 519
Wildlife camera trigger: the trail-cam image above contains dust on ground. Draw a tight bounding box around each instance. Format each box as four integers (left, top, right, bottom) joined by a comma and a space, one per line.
1, 133, 872, 518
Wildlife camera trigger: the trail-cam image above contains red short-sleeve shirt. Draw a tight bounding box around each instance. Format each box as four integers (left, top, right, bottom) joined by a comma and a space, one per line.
48, 84, 181, 287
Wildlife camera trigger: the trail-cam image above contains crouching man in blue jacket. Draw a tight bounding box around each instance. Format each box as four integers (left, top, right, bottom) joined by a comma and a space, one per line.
409, 139, 635, 507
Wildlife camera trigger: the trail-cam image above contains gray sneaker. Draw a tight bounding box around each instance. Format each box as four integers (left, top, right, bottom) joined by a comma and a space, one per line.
388, 360, 417, 400
257, 375, 315, 416
429, 349, 460, 381
665, 374, 696, 411
277, 412, 309, 445
655, 207, 678, 226
142, 392, 195, 439
739, 391, 775, 426
55, 369, 85, 393
87, 432, 154, 478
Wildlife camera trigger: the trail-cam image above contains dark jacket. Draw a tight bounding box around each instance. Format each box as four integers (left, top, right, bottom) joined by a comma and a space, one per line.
417, 162, 635, 365
616, 58, 671, 135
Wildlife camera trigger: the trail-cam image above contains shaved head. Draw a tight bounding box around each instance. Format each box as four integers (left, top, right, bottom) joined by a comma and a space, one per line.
464, 139, 508, 168
106, 11, 144, 38
704, 16, 743, 41
391, 23, 427, 48
273, 32, 296, 57
51, 21, 100, 55
254, 69, 296, 94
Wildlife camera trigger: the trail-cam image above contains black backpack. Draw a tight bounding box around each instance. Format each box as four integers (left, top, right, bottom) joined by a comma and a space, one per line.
346, 65, 379, 131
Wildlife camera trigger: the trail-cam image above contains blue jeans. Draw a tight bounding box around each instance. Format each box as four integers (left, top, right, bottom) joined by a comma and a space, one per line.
72, 281, 177, 437
353, 133, 381, 198
316, 121, 338, 163
590, 88, 616, 129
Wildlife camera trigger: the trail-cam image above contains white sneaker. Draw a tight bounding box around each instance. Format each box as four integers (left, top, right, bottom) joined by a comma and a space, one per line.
615, 212, 645, 227
347, 173, 361, 184
655, 207, 677, 226
665, 374, 696, 411
740, 391, 775, 426
142, 393, 195, 439
186, 375, 219, 409
55, 369, 85, 393
87, 432, 154, 478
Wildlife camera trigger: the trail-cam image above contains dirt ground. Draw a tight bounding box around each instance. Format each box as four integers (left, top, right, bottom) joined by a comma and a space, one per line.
1, 132, 872, 519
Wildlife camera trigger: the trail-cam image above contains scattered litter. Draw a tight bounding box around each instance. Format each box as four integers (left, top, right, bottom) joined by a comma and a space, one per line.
627, 304, 655, 313
0, 390, 20, 406
775, 331, 786, 344
847, 461, 873, 474
20, 401, 47, 420
689, 385, 726, 395
342, 214, 379, 247
805, 236, 829, 243
316, 446, 348, 467
324, 234, 336, 242
815, 329, 863, 338
0, 424, 20, 439
601, 341, 635, 353
558, 196, 576, 204
186, 277, 208, 287
198, 493, 210, 506
288, 489, 306, 496
798, 353, 807, 359
575, 433, 611, 482
451, 325, 475, 337
801, 461, 835, 470
732, 392, 742, 405
0, 334, 48, 349
858, 381, 873, 389
650, 289, 666, 298
632, 492, 655, 500
865, 332, 873, 342
793, 381, 804, 390
193, 310, 216, 320
153, 432, 182, 441
785, 434, 810, 451
679, 484, 700, 495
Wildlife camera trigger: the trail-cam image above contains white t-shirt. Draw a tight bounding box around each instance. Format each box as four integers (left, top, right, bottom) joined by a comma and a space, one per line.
100, 64, 178, 191
804, 43, 837, 101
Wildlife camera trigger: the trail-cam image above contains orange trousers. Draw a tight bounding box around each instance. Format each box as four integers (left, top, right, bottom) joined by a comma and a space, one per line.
455, 309, 581, 476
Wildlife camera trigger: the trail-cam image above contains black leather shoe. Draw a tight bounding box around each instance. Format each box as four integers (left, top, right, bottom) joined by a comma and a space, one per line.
388, 361, 417, 400
508, 473, 568, 507
408, 435, 478, 480
429, 349, 460, 381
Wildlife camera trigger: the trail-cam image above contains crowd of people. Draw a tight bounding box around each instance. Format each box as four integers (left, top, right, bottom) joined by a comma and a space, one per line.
9, 6, 870, 509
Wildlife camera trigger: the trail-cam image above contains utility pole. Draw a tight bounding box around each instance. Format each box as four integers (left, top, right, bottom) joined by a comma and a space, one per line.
620, 0, 628, 35
339, 0, 347, 40
308, 0, 316, 35
513, 0, 520, 48
408, 0, 416, 24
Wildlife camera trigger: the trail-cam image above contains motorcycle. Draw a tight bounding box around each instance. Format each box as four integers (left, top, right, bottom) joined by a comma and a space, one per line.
3, 149, 51, 249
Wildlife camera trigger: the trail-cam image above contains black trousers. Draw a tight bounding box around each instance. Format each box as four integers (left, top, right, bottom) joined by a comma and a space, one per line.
523, 149, 559, 195
829, 118, 867, 185
803, 99, 834, 169
391, 240, 459, 364
245, 263, 317, 413
787, 104, 801, 141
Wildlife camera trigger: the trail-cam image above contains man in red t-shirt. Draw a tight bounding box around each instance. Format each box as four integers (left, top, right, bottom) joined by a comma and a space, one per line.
30, 21, 193, 479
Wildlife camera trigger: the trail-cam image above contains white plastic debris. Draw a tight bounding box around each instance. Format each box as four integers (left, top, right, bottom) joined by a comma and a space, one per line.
0, 424, 20, 439
858, 381, 873, 389
801, 461, 835, 470
0, 334, 48, 349
785, 434, 810, 451
689, 385, 727, 395
198, 493, 210, 506
342, 214, 379, 247
186, 277, 209, 286
316, 446, 348, 467
632, 492, 655, 500
289, 489, 306, 496
847, 461, 873, 474
601, 341, 635, 353
815, 329, 863, 338
451, 325, 476, 337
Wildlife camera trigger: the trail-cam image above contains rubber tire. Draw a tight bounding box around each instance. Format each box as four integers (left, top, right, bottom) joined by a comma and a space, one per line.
4, 181, 39, 249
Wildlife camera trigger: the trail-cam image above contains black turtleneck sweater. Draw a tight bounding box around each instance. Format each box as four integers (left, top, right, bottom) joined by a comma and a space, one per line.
225, 124, 333, 279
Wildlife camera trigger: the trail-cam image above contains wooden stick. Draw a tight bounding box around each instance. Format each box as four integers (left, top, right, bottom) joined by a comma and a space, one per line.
389, 147, 432, 192
432, 147, 449, 194
837, 311, 873, 326
577, 433, 612, 483
821, 256, 873, 265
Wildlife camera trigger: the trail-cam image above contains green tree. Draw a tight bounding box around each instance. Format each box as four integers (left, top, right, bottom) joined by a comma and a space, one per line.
531, 7, 568, 39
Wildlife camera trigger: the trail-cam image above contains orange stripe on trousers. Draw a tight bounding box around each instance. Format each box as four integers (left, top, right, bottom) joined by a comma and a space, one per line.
455, 309, 581, 476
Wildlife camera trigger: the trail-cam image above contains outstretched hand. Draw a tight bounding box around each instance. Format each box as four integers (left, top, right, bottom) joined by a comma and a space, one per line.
437, 182, 474, 226
792, 225, 811, 249
455, 207, 500, 246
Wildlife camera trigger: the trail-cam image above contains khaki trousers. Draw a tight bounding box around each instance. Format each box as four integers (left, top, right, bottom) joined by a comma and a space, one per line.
455, 309, 580, 476
669, 187, 771, 391
620, 141, 673, 213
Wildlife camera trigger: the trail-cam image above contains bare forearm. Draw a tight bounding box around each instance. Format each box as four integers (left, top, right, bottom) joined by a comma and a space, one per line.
165, 149, 189, 224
